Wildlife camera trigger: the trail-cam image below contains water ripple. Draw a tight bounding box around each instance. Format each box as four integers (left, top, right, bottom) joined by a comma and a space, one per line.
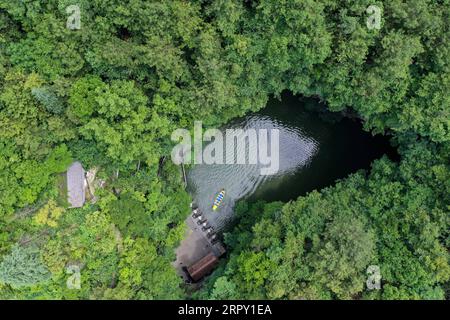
187, 112, 319, 231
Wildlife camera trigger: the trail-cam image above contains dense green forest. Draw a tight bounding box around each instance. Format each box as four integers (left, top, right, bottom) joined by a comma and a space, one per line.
0, 0, 448, 299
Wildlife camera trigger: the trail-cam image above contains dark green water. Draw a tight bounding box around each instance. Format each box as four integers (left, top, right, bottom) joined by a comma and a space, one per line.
187, 94, 395, 231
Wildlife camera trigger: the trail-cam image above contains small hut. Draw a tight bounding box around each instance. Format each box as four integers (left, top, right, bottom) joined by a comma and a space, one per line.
66, 161, 86, 208
187, 253, 219, 282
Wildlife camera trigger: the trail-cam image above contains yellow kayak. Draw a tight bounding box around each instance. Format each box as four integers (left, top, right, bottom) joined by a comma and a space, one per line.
212, 189, 225, 211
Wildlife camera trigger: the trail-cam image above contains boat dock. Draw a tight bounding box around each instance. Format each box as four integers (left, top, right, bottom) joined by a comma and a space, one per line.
173, 205, 226, 282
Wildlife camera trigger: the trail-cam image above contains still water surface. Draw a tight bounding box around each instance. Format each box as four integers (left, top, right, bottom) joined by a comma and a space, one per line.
187, 94, 394, 231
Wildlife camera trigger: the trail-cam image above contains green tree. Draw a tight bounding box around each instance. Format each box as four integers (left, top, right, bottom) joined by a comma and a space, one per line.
0, 244, 51, 289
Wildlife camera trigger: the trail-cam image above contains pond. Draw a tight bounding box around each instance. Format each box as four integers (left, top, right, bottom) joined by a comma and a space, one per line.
186, 93, 396, 232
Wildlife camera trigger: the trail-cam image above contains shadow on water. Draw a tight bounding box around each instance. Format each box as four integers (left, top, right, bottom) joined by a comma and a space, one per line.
187, 93, 398, 232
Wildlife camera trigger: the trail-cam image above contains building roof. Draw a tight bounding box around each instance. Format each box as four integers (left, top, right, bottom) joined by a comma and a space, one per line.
67, 161, 85, 208
187, 252, 219, 282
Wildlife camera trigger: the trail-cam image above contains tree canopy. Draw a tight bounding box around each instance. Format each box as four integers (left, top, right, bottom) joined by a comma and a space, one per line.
0, 0, 448, 300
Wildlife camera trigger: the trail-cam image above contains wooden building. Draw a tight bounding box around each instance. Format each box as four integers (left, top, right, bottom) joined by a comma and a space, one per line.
187, 252, 219, 282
